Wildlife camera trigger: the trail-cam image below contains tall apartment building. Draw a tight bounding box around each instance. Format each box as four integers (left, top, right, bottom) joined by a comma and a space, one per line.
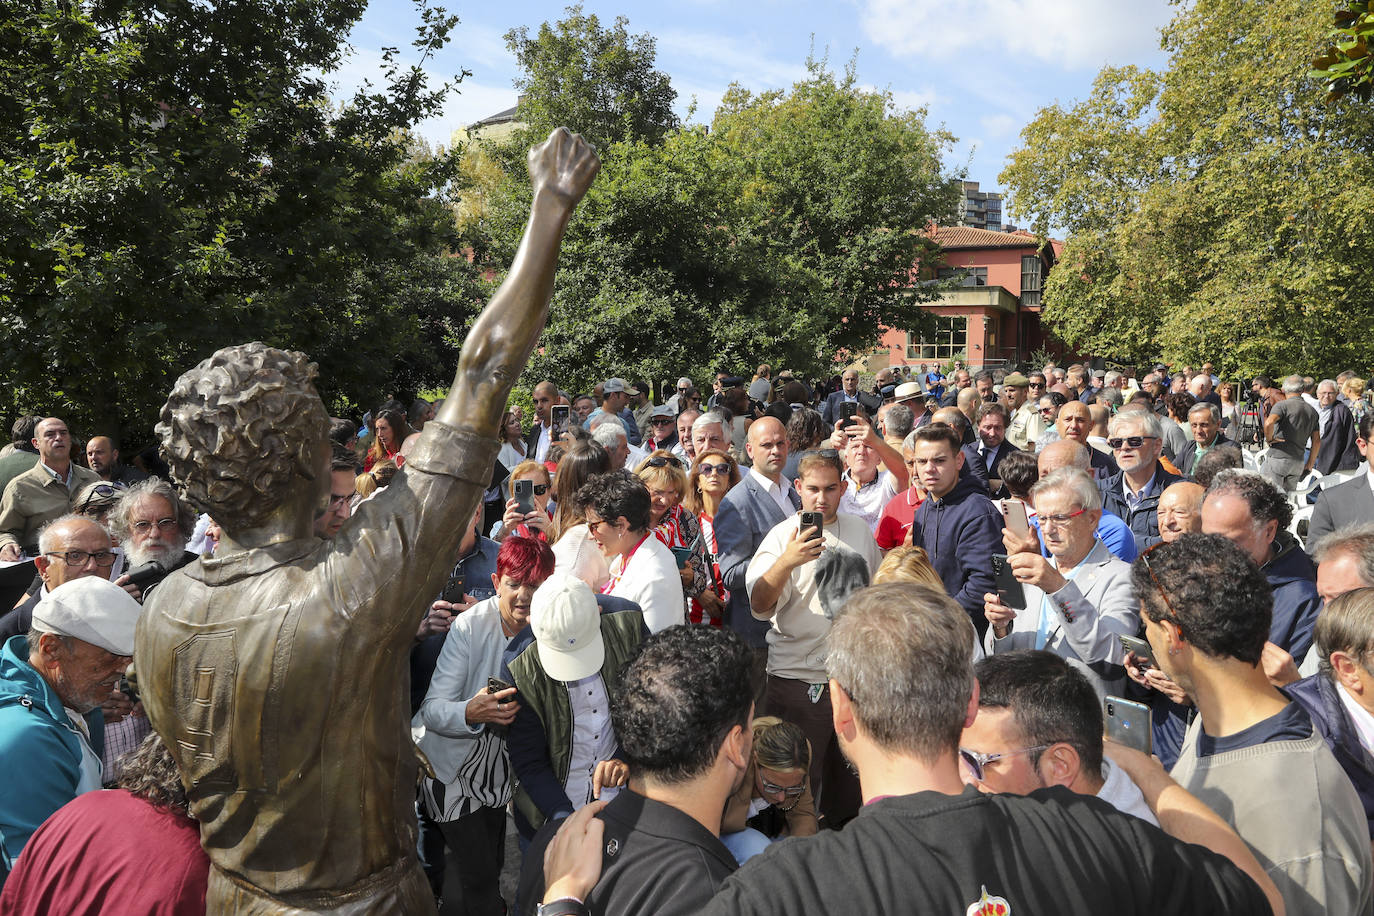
957, 181, 1003, 232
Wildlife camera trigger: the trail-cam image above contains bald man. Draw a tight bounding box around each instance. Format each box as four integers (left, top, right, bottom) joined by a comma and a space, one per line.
1157, 482, 1204, 543
1056, 402, 1118, 483
714, 417, 801, 697
1034, 441, 1137, 562
85, 437, 147, 488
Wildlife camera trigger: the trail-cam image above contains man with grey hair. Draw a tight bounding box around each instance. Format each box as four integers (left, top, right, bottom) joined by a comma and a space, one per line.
671, 408, 701, 466
1099, 409, 1184, 552
1176, 401, 1233, 478
691, 411, 730, 460
536, 584, 1281, 916
0, 515, 119, 642
590, 418, 639, 470
1264, 374, 1321, 491
0, 417, 100, 561
984, 468, 1138, 695
110, 478, 197, 582
1315, 378, 1360, 475
883, 403, 914, 446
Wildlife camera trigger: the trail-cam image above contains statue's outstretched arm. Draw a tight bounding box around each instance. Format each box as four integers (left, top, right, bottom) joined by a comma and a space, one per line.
435, 128, 600, 434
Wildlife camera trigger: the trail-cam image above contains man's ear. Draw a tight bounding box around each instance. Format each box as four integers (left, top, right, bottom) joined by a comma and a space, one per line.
722, 723, 750, 772
1037, 743, 1081, 789
965, 678, 980, 729
830, 678, 856, 740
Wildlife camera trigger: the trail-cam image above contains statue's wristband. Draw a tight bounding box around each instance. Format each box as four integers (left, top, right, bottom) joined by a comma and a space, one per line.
537, 898, 587, 916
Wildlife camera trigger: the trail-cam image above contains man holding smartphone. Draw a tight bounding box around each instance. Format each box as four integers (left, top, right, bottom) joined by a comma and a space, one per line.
747, 449, 879, 826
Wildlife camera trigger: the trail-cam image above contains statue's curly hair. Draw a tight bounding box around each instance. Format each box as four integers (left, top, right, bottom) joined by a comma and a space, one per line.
156, 342, 329, 532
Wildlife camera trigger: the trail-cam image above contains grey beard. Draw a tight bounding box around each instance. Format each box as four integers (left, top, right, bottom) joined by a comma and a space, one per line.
125, 539, 184, 570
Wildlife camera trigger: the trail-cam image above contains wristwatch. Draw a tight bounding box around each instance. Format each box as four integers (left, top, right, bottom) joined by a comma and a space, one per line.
537, 898, 587, 916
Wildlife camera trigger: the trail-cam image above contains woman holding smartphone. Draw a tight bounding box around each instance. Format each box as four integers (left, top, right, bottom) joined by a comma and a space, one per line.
492, 460, 553, 541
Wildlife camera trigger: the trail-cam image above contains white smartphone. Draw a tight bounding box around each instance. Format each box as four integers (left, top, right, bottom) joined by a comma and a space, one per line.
1001, 498, 1030, 537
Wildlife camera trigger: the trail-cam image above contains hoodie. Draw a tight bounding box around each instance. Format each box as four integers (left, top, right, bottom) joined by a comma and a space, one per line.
0, 635, 104, 874
1264, 533, 1322, 662
913, 477, 1003, 632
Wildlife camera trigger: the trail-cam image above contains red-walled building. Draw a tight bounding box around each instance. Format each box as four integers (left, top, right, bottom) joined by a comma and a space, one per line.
876, 226, 1058, 369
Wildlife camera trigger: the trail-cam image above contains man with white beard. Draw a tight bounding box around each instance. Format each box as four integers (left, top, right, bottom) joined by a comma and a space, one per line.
110, 478, 197, 602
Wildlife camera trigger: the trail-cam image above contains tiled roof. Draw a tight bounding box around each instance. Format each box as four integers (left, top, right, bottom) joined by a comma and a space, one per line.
934, 226, 1040, 250
468, 104, 520, 128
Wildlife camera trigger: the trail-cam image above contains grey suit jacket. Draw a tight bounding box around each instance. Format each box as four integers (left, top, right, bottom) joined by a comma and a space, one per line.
985, 539, 1138, 696
1308, 473, 1374, 552
715, 475, 801, 648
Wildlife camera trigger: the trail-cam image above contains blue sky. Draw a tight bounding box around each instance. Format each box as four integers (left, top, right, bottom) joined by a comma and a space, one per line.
331, 0, 1175, 223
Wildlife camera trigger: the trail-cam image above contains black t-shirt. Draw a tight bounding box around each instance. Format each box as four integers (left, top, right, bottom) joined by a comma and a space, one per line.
1196, 701, 1313, 757
703, 786, 1269, 915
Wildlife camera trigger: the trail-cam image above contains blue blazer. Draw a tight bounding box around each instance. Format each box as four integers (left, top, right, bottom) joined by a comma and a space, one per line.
714, 475, 801, 648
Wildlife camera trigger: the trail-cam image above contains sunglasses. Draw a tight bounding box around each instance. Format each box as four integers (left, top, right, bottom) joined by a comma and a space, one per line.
646, 455, 682, 469
697, 462, 731, 476
1028, 382, 1045, 388
532, 483, 550, 495
1107, 435, 1157, 450
78, 483, 123, 514
651, 417, 674, 425
958, 745, 1051, 782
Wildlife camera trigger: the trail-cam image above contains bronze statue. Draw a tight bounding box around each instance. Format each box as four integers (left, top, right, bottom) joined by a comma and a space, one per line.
135, 128, 600, 914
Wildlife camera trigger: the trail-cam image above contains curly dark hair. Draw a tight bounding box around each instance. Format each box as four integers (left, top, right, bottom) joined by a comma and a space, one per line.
156, 342, 329, 532
611, 625, 753, 784
1164, 391, 1196, 421
116, 732, 189, 814
1193, 445, 1244, 489
1131, 533, 1271, 664
1205, 469, 1292, 530
975, 650, 1103, 780
575, 469, 651, 532
786, 407, 826, 454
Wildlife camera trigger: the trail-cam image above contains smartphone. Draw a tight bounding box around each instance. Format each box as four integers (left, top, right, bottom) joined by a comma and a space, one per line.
1104, 696, 1152, 755
487, 676, 512, 694
838, 401, 858, 429
670, 546, 694, 569
550, 403, 570, 437
441, 571, 466, 604
513, 478, 535, 515
1001, 498, 1030, 537
1118, 634, 1158, 671
799, 511, 824, 541
991, 553, 1026, 610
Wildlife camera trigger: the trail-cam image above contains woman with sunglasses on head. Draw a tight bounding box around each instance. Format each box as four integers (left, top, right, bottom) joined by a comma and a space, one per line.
685, 449, 741, 626
548, 442, 613, 590
492, 460, 553, 542
635, 451, 707, 617
719, 716, 817, 865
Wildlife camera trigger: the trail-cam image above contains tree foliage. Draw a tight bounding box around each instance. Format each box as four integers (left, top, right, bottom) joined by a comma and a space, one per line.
1001, 0, 1374, 376
504, 4, 678, 152
1312, 1, 1374, 101
0, 0, 484, 444
473, 44, 960, 397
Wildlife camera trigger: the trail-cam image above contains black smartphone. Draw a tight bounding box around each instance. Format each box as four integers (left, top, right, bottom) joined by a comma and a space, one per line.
1118, 634, 1158, 671
991, 553, 1026, 610
838, 401, 858, 429
513, 478, 535, 515
1104, 696, 1152, 755
487, 676, 512, 694
550, 404, 570, 437
441, 571, 466, 604
799, 511, 824, 541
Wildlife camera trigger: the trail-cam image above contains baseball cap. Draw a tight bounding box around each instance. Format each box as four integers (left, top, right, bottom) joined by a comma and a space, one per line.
34, 576, 144, 656
894, 381, 923, 401
530, 575, 604, 682
650, 404, 676, 420
603, 378, 628, 394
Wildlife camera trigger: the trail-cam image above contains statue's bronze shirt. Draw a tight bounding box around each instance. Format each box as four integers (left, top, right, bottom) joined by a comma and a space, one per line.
136, 423, 497, 907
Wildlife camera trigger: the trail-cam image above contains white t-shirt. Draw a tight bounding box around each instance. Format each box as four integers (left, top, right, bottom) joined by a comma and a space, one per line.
746, 512, 880, 682
607, 534, 684, 633
838, 469, 898, 534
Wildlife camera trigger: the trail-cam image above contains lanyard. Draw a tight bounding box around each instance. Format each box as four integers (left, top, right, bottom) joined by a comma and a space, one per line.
602, 533, 651, 594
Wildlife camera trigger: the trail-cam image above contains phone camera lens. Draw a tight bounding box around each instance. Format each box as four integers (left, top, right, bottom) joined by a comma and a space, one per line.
1106, 703, 1115, 716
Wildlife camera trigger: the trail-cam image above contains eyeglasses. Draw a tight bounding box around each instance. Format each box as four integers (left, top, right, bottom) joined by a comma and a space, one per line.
759, 779, 807, 798
131, 518, 179, 534
697, 462, 731, 476
646, 455, 682, 469
1107, 435, 1157, 450
1140, 542, 1184, 626
959, 745, 1051, 782
326, 492, 352, 511
45, 549, 118, 568
1028, 382, 1045, 388
651, 417, 674, 425
1038, 508, 1087, 528
587, 518, 613, 534
1039, 406, 1056, 414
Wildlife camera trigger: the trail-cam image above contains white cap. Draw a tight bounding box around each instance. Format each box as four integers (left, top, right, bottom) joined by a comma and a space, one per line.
530, 575, 604, 682
33, 577, 143, 656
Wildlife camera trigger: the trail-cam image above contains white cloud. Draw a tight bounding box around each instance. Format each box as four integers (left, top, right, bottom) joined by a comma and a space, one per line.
857, 0, 1172, 70
887, 87, 940, 113
656, 28, 810, 90
979, 112, 1018, 137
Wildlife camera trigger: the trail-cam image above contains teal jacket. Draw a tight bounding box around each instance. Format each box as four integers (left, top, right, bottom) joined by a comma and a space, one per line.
0, 634, 104, 878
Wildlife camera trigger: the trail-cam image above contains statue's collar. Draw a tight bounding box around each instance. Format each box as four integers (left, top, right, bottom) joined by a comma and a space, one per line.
187, 539, 321, 585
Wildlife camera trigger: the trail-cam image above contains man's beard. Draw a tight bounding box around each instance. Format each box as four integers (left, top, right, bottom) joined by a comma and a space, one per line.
125, 536, 185, 570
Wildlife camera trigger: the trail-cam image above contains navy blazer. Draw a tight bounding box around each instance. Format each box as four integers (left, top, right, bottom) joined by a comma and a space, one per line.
714, 474, 801, 648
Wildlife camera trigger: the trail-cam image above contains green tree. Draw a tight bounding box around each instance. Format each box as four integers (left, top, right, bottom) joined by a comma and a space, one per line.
504, 4, 678, 152
0, 0, 483, 444
474, 57, 960, 397
1001, 0, 1374, 376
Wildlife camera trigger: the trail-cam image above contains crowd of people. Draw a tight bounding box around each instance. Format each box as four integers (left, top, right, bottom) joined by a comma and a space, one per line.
0, 354, 1373, 916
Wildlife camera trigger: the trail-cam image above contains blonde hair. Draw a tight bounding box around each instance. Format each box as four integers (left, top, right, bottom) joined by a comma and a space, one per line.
873, 546, 943, 589
634, 450, 688, 500
510, 459, 551, 485
1344, 377, 1366, 400
751, 716, 810, 773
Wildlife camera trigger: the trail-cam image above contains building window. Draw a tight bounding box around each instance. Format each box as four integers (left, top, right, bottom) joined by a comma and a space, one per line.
1021, 255, 1043, 308
906, 316, 968, 361
937, 266, 988, 287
